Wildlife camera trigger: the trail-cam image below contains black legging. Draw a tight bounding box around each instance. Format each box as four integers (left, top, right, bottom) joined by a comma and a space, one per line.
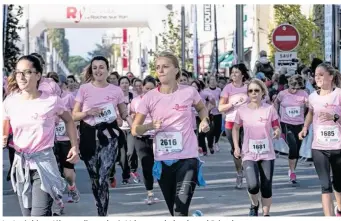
243, 160, 275, 198
135, 136, 154, 191
280, 122, 303, 160
158, 158, 198, 216
196, 116, 208, 153
206, 114, 222, 148
126, 130, 138, 173
225, 127, 244, 156
83, 139, 118, 216
109, 129, 130, 180
312, 149, 341, 193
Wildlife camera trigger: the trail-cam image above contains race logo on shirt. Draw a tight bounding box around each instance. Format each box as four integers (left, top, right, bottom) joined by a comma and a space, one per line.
173, 104, 189, 111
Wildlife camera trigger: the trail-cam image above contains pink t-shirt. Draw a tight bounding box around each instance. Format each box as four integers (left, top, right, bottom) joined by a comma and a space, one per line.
55, 92, 76, 141
131, 95, 154, 136
38, 77, 62, 97
137, 85, 201, 161
309, 88, 341, 150
204, 87, 222, 115
3, 92, 65, 153
234, 103, 279, 162
75, 83, 125, 126
221, 83, 248, 122
277, 89, 308, 125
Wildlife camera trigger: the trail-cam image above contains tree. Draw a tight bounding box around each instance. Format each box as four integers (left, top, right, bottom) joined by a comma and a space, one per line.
268, 5, 323, 66
4, 5, 24, 73
149, 11, 193, 77
87, 43, 114, 58
47, 28, 69, 64
312, 5, 324, 59
68, 56, 88, 75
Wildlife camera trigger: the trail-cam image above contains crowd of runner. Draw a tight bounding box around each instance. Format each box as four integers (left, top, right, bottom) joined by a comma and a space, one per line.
2, 50, 341, 217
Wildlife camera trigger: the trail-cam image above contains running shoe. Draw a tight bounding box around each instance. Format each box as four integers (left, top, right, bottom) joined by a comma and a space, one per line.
214, 143, 220, 152
121, 179, 129, 185
289, 171, 297, 184
249, 202, 259, 216
236, 173, 243, 189
130, 172, 140, 183
209, 147, 214, 154
144, 194, 159, 205
335, 206, 341, 217
67, 185, 80, 203
53, 199, 64, 216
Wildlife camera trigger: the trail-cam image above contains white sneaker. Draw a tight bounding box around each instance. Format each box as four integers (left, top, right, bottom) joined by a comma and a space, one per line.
214, 143, 220, 152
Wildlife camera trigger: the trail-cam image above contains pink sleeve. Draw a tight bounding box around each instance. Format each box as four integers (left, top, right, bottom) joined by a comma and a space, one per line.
117, 89, 125, 104
277, 91, 283, 102
234, 109, 242, 124
75, 86, 84, 103
136, 95, 150, 116
67, 94, 76, 110
308, 95, 314, 110
303, 91, 309, 103
193, 88, 202, 105
221, 85, 229, 98
55, 96, 67, 116
52, 81, 62, 97
270, 105, 279, 122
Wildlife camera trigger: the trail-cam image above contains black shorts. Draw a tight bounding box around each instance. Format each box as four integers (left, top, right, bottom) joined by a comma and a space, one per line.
54, 140, 75, 170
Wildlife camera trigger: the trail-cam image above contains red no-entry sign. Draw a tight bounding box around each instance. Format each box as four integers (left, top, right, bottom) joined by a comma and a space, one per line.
272, 24, 300, 51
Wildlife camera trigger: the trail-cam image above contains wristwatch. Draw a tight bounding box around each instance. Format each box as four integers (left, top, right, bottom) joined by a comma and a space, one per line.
333, 114, 339, 123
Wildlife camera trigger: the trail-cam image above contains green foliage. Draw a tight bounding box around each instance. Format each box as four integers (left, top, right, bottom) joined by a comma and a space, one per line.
68, 56, 88, 75
312, 5, 324, 59
4, 5, 24, 72
149, 11, 193, 76
87, 43, 114, 59
268, 5, 323, 66
47, 29, 69, 64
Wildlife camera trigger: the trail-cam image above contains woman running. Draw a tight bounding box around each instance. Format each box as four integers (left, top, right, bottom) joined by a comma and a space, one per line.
274, 75, 308, 184
232, 79, 280, 216
132, 51, 208, 216
219, 63, 250, 189
299, 63, 341, 216
72, 56, 131, 216
204, 75, 222, 152
3, 55, 79, 216
133, 78, 144, 97
130, 76, 160, 204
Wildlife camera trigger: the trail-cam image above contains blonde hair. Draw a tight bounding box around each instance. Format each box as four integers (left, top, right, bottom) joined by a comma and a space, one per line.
247, 78, 268, 99
156, 51, 181, 80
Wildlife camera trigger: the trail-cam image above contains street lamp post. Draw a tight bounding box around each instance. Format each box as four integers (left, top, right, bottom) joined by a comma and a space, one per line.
181, 5, 186, 70
236, 5, 244, 63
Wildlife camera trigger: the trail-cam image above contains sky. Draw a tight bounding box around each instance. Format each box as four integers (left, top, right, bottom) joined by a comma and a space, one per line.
65, 28, 107, 59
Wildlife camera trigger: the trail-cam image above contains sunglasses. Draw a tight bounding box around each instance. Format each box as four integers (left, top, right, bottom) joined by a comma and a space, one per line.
248, 89, 260, 93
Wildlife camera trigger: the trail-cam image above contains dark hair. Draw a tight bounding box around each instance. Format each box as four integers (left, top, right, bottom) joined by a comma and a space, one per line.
118, 76, 130, 85
7, 55, 43, 93
181, 72, 189, 79
231, 63, 250, 82
110, 71, 120, 79
191, 80, 202, 92
133, 78, 142, 86
301, 67, 313, 77
67, 75, 77, 82
30, 53, 45, 66
278, 74, 288, 85
85, 56, 109, 83
288, 74, 305, 89
316, 63, 341, 88
143, 76, 156, 86
311, 58, 323, 74
47, 71, 59, 83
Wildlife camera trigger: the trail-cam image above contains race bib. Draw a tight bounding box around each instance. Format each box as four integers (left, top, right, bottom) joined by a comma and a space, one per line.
55, 121, 66, 137
156, 132, 183, 153
286, 106, 300, 118
94, 104, 117, 124
249, 138, 270, 154
317, 125, 340, 145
